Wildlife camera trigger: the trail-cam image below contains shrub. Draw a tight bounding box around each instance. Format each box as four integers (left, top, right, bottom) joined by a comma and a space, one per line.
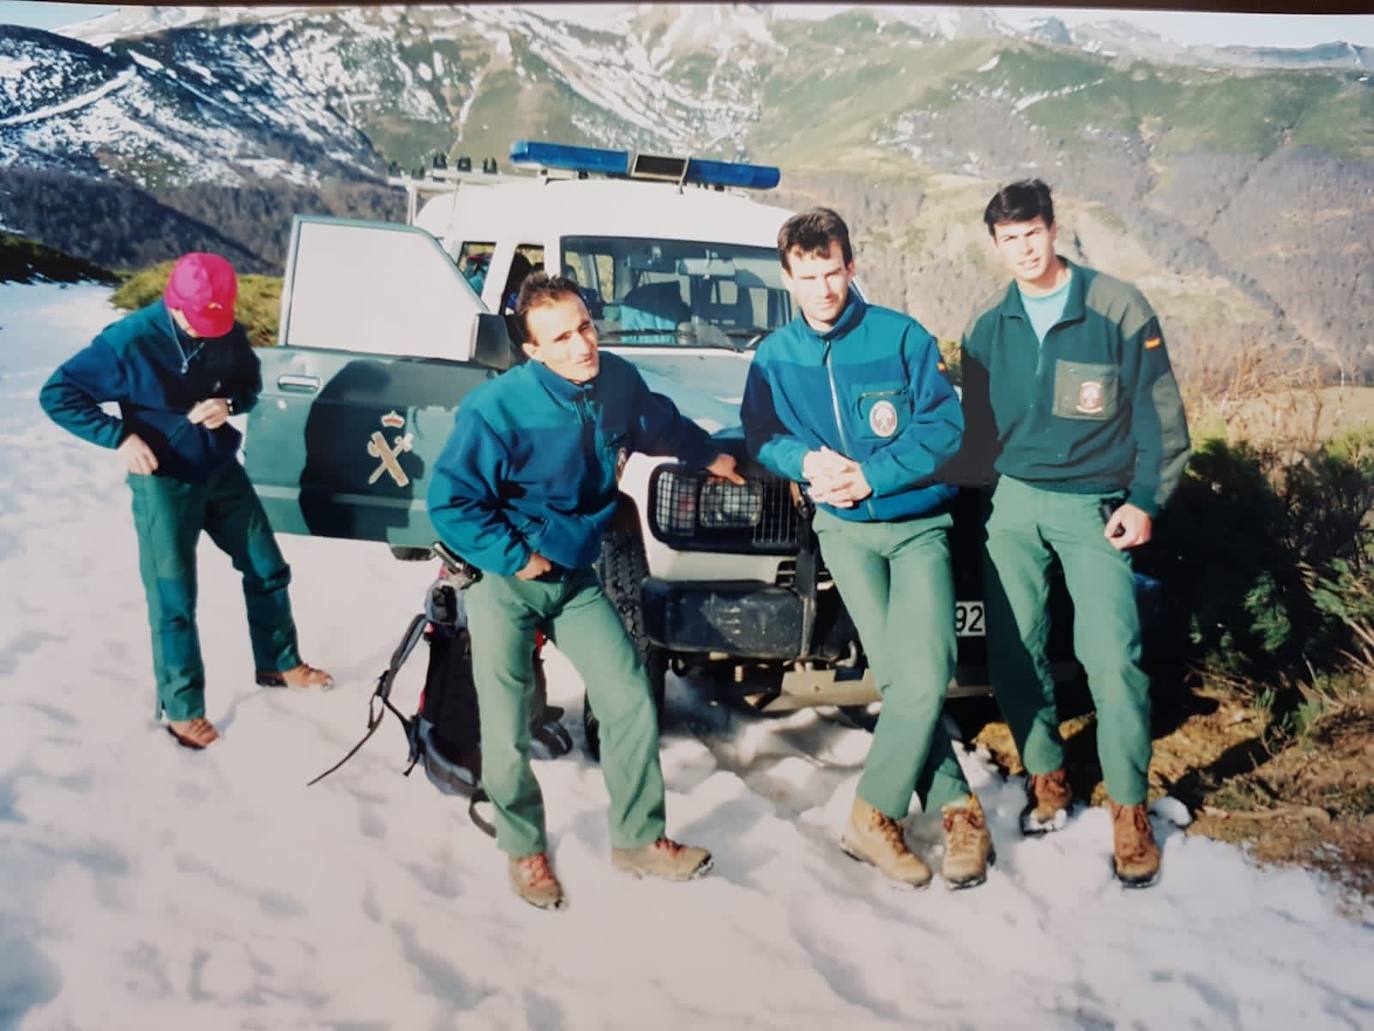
1147, 435, 1374, 688
112, 260, 282, 347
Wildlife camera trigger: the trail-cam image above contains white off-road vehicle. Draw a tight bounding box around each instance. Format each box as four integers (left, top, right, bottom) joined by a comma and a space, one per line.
245, 141, 1006, 754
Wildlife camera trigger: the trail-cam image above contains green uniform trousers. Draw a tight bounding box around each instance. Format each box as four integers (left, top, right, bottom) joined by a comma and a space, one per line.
128, 461, 301, 722
813, 507, 971, 818
982, 476, 1151, 805
464, 566, 666, 857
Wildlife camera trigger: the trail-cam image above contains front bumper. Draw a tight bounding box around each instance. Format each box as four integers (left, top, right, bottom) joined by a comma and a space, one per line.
641, 578, 806, 659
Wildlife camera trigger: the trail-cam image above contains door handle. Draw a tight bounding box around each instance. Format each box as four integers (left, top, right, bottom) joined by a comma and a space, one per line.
277, 374, 321, 394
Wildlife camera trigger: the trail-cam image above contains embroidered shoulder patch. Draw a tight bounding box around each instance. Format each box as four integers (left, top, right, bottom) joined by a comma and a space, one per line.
1144, 336, 1162, 350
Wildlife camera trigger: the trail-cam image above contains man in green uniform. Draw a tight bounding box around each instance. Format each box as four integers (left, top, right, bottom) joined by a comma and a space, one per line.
959, 180, 1191, 887
742, 208, 994, 891
427, 273, 743, 910
40, 252, 332, 750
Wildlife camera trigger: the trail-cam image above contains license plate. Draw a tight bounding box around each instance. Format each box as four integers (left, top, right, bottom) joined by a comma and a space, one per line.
955, 601, 985, 637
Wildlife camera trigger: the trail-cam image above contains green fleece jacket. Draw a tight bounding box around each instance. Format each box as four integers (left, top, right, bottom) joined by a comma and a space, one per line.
959, 260, 1190, 516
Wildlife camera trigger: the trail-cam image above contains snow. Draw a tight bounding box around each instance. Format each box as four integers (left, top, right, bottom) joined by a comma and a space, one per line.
0, 66, 137, 129
0, 55, 38, 77
3, 281, 1374, 1027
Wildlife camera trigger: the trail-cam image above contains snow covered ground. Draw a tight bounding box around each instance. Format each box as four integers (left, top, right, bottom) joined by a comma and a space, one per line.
2, 282, 1373, 1030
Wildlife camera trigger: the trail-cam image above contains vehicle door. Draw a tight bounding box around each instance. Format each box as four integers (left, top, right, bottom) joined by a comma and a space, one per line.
244, 215, 510, 549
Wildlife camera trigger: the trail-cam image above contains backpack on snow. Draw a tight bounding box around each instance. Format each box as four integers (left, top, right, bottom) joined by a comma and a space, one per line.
308, 550, 573, 836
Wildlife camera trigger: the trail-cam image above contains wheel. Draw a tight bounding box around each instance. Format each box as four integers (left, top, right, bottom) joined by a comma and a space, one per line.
583, 530, 667, 762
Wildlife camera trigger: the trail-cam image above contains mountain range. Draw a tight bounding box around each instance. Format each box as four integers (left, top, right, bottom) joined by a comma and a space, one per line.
1, 4, 1371, 380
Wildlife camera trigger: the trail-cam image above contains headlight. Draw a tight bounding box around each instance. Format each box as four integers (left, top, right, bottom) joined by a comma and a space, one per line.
698, 478, 763, 528
648, 464, 802, 554
653, 467, 698, 535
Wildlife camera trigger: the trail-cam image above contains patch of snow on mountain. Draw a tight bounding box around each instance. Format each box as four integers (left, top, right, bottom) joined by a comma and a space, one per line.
0, 66, 137, 129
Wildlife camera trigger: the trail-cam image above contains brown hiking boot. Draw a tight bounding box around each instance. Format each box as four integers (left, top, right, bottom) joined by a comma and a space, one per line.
941, 794, 994, 890
1109, 800, 1162, 888
256, 662, 334, 690
1019, 768, 1072, 836
611, 838, 713, 881
508, 852, 565, 910
840, 797, 932, 889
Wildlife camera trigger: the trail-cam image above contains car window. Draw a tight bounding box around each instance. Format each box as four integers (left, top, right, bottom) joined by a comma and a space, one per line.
562, 236, 792, 349
457, 241, 495, 294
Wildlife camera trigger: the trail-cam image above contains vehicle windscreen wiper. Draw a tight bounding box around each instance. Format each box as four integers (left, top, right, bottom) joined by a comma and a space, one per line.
597, 325, 753, 353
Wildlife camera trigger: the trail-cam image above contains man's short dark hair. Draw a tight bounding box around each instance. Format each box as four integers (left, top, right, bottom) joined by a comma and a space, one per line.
514, 272, 583, 341
983, 179, 1055, 236
777, 207, 853, 272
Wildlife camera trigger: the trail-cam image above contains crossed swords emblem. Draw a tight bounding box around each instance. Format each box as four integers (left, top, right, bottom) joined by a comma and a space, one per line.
368, 411, 413, 487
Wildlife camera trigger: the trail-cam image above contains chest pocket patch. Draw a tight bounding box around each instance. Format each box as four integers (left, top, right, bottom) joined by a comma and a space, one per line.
1052, 361, 1118, 421
855, 384, 908, 439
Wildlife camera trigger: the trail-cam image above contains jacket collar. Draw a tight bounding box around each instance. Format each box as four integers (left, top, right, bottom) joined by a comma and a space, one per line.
527, 356, 597, 402
997, 257, 1088, 326
794, 290, 867, 344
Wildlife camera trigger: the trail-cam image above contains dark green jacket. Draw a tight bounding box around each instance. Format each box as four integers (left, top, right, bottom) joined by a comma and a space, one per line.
958, 260, 1190, 516
39, 300, 261, 483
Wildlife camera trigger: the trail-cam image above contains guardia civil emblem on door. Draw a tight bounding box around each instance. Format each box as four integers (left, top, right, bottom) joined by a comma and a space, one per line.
368, 410, 414, 487
869, 399, 899, 437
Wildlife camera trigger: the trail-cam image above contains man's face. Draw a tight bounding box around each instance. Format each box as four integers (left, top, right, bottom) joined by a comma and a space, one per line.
782, 242, 854, 330
522, 293, 600, 383
991, 216, 1060, 290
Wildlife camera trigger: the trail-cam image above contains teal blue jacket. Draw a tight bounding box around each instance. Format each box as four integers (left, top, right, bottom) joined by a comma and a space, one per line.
959, 260, 1191, 516
39, 300, 260, 482
427, 353, 719, 575
740, 294, 962, 522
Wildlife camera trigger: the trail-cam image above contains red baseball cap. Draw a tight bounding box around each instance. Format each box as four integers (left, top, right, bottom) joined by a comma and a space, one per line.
164, 252, 238, 338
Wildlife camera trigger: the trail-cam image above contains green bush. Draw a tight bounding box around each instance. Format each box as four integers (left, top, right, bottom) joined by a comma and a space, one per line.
1146, 435, 1374, 689
112, 261, 283, 348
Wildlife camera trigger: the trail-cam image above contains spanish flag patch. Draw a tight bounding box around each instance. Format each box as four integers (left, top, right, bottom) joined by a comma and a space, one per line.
1145, 336, 1162, 350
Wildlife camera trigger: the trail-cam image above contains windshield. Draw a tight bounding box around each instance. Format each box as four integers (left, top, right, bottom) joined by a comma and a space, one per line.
561, 236, 792, 349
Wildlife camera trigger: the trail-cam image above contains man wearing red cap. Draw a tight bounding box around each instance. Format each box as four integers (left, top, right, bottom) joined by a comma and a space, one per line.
40, 252, 332, 749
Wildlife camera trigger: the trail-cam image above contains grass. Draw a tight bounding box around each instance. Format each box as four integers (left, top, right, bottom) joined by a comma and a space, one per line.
112, 260, 283, 348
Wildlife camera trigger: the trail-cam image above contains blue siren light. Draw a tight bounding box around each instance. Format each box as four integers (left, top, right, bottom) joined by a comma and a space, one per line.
508, 140, 780, 190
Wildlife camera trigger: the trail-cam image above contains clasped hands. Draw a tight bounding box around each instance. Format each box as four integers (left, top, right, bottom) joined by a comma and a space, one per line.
803, 447, 872, 508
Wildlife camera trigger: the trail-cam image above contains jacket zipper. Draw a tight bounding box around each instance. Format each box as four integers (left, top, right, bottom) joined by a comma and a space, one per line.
823, 340, 876, 519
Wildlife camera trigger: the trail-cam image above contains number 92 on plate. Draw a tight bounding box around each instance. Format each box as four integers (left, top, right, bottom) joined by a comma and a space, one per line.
955, 600, 985, 637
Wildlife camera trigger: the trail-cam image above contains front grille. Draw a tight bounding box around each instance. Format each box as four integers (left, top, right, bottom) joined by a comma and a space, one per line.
649, 464, 804, 554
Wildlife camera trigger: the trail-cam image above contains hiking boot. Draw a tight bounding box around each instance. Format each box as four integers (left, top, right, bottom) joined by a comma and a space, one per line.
1019, 768, 1072, 836
941, 794, 994, 890
840, 797, 932, 889
611, 838, 713, 881
508, 852, 565, 910
1109, 800, 1162, 888
166, 717, 219, 749
256, 662, 334, 690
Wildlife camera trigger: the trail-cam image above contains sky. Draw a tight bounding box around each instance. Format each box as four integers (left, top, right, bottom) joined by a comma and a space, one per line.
2, 2, 1373, 49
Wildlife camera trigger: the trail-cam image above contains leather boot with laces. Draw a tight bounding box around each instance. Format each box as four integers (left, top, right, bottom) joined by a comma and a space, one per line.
1109, 800, 1161, 887
508, 852, 565, 909
840, 797, 932, 888
612, 838, 713, 881
1019, 768, 1072, 836
941, 794, 994, 889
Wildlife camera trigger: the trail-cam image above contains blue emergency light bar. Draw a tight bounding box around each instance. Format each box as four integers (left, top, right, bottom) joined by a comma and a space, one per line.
508, 140, 780, 190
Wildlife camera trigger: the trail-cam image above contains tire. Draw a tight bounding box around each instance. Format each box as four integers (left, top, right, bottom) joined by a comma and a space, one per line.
583, 530, 667, 762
